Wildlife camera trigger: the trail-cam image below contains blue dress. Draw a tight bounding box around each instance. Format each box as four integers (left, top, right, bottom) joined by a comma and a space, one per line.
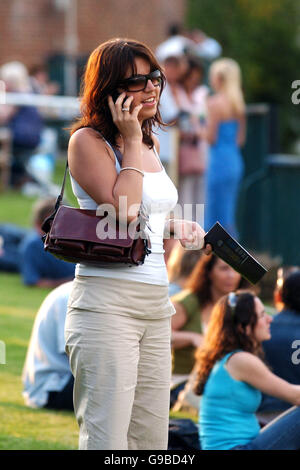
204, 120, 244, 238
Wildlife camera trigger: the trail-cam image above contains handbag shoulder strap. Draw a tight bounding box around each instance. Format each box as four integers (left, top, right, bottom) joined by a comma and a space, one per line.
43, 129, 150, 234
92, 128, 122, 170
54, 158, 69, 211
55, 130, 122, 211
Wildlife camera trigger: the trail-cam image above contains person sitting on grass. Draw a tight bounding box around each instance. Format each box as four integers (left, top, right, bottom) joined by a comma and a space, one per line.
258, 269, 300, 414
171, 253, 244, 377
169, 253, 247, 408
22, 281, 74, 410
194, 290, 300, 450
19, 198, 75, 287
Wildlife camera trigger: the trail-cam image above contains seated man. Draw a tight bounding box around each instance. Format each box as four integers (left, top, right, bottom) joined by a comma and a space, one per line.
259, 269, 300, 413
0, 223, 29, 272
19, 198, 75, 287
22, 281, 73, 410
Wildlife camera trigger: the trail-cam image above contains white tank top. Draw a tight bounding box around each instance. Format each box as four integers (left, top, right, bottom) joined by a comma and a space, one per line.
69, 138, 178, 285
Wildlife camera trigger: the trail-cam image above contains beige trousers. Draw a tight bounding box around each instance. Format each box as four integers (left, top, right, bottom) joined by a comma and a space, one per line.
65, 275, 174, 450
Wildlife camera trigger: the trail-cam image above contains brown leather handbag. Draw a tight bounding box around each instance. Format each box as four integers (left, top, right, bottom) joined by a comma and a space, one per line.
41, 148, 151, 266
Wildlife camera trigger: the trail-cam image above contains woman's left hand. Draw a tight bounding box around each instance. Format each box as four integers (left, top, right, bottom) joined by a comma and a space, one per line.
172, 219, 212, 254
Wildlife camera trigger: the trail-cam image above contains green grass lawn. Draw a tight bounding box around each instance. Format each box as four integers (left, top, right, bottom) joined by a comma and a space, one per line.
0, 158, 79, 449
0, 272, 79, 450
0, 161, 191, 450
0, 271, 192, 450
0, 157, 78, 228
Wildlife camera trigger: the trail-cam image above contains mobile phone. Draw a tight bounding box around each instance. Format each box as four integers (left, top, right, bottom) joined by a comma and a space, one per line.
204, 221, 267, 284
112, 90, 127, 106
112, 90, 120, 103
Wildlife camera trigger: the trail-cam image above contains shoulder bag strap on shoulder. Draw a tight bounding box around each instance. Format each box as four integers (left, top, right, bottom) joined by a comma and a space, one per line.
55, 129, 123, 212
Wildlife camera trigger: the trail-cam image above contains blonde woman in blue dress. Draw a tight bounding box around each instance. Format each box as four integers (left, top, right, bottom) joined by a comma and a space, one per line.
201, 58, 246, 238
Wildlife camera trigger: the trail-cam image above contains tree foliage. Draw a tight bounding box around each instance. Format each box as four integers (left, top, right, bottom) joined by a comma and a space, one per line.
186, 0, 300, 152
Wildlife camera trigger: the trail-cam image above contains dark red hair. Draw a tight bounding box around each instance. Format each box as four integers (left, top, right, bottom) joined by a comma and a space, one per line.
70, 38, 166, 148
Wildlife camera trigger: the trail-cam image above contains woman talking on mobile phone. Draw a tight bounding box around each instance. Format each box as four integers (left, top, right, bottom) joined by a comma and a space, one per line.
64, 38, 210, 450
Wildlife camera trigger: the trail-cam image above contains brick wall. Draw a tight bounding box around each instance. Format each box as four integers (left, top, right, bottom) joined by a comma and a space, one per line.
0, 0, 187, 68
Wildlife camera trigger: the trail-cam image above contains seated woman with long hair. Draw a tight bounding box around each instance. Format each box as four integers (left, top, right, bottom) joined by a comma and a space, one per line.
194, 290, 300, 450
171, 253, 245, 376
169, 254, 247, 408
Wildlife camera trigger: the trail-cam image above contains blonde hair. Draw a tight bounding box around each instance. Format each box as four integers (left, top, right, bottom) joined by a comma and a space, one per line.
0, 61, 31, 92
210, 58, 245, 116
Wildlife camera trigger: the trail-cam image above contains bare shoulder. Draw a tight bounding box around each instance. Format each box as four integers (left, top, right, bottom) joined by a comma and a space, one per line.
69, 127, 108, 155
68, 127, 115, 169
228, 351, 261, 367
207, 94, 220, 108
207, 95, 221, 117
67, 127, 119, 206
210, 93, 235, 113
226, 351, 265, 381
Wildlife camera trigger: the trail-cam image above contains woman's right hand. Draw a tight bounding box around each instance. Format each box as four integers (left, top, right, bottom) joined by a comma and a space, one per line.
108, 93, 143, 142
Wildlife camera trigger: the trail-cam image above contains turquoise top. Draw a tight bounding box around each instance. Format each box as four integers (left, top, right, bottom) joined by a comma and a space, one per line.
199, 350, 262, 450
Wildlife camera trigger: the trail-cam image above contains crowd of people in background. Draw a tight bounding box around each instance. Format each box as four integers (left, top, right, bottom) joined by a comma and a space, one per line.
0, 23, 245, 237
155, 24, 245, 237
1, 25, 300, 451
0, 60, 59, 192
0, 23, 245, 283
21, 245, 300, 450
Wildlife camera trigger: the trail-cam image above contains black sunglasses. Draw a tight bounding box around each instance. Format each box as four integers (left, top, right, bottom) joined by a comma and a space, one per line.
118, 70, 162, 92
